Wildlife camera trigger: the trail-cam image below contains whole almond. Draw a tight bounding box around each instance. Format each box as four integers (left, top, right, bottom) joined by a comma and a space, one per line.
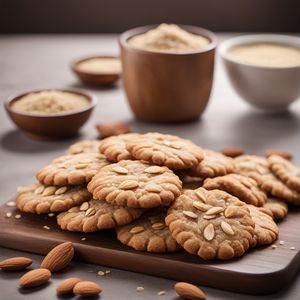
56, 277, 81, 295
41, 241, 74, 272
73, 281, 102, 296
19, 268, 51, 288
221, 147, 244, 158
0, 257, 32, 271
174, 282, 206, 300
265, 148, 292, 160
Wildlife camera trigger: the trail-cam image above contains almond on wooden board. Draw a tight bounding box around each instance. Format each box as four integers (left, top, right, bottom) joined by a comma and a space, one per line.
56, 277, 81, 295
174, 282, 206, 300
40, 241, 74, 272
19, 268, 51, 288
73, 281, 103, 296
0, 257, 32, 271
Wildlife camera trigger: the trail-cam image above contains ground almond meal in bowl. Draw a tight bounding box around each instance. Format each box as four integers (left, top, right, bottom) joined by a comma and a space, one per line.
77, 57, 122, 74
11, 90, 90, 115
128, 23, 210, 53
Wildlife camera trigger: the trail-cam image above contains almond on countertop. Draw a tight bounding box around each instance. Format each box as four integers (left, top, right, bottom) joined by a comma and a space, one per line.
73, 281, 102, 297
95, 122, 132, 139
40, 241, 74, 272
19, 268, 51, 288
56, 277, 81, 295
0, 257, 32, 271
174, 282, 206, 300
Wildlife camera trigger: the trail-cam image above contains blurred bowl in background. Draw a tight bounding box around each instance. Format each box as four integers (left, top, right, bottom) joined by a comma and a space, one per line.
219, 34, 300, 111
71, 55, 121, 86
4, 88, 97, 140
119, 25, 217, 123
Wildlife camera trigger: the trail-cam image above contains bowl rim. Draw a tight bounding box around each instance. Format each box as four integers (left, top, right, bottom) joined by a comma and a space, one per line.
219, 34, 300, 70
4, 88, 98, 118
119, 24, 217, 56
71, 54, 121, 77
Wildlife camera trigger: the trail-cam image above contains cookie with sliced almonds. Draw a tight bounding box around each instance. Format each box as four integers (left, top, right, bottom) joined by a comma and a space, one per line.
57, 199, 144, 232
126, 132, 204, 170
268, 154, 300, 192
99, 133, 140, 162
186, 149, 235, 178
260, 198, 288, 221
66, 140, 101, 155
88, 160, 182, 208
36, 153, 109, 186
165, 188, 255, 260
203, 174, 267, 207
16, 183, 91, 214
116, 208, 179, 253
247, 205, 279, 246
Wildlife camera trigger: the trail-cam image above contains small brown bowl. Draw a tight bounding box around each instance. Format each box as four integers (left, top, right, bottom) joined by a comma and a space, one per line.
120, 25, 217, 123
71, 55, 121, 86
4, 88, 97, 140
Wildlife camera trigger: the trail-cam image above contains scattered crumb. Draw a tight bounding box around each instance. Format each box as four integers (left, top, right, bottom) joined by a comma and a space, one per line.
6, 212, 12, 218
105, 270, 111, 274
136, 286, 144, 292
88, 270, 94, 273
290, 247, 296, 250
48, 213, 55, 217
43, 225, 50, 230
6, 201, 16, 207
271, 244, 277, 249
98, 271, 105, 276
15, 214, 21, 219
81, 237, 86, 241
279, 241, 285, 245
158, 291, 166, 296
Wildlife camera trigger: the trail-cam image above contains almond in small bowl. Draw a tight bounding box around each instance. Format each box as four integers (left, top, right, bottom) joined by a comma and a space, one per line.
71, 55, 121, 86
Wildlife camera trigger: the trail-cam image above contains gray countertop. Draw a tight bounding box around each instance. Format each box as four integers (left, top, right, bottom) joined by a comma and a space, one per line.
0, 34, 300, 300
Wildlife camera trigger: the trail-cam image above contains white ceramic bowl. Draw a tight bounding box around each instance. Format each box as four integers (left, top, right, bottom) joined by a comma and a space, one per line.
219, 34, 300, 111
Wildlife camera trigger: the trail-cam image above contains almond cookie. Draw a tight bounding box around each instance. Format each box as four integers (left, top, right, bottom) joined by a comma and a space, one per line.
66, 140, 101, 155
187, 149, 235, 178
166, 188, 255, 260
99, 133, 139, 162
16, 184, 91, 214
260, 198, 288, 221
57, 199, 144, 232
247, 205, 279, 246
116, 208, 179, 253
36, 153, 109, 186
203, 174, 267, 207
88, 160, 182, 208
126, 133, 204, 170
268, 154, 300, 191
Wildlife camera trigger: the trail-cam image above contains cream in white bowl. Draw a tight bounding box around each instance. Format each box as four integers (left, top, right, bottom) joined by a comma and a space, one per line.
219, 34, 300, 111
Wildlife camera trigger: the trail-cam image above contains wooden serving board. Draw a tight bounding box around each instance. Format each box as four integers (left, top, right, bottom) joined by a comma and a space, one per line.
0, 201, 300, 295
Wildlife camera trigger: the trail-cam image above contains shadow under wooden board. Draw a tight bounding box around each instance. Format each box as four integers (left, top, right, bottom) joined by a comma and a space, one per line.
0, 201, 299, 295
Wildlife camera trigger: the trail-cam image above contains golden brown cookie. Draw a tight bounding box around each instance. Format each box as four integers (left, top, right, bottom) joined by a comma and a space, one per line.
36, 153, 109, 186
247, 205, 279, 246
16, 184, 91, 214
126, 133, 204, 170
66, 140, 101, 155
203, 174, 267, 207
187, 149, 235, 178
259, 198, 288, 221
268, 154, 300, 191
166, 188, 255, 260
99, 133, 139, 162
57, 199, 144, 232
116, 208, 179, 253
88, 160, 182, 208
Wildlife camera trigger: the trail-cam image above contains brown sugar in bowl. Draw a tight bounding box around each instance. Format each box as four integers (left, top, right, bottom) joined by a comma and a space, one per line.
71, 55, 121, 86
4, 88, 97, 140
119, 25, 217, 123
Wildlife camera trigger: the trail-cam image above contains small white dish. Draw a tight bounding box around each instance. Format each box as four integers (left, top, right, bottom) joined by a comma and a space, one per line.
219, 34, 300, 111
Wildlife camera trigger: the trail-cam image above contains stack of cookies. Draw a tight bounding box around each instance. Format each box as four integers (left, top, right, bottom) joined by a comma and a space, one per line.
15, 132, 300, 261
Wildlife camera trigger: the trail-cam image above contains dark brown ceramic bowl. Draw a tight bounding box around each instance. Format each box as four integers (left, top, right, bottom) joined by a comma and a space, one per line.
71, 55, 121, 86
119, 25, 217, 123
4, 88, 97, 140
